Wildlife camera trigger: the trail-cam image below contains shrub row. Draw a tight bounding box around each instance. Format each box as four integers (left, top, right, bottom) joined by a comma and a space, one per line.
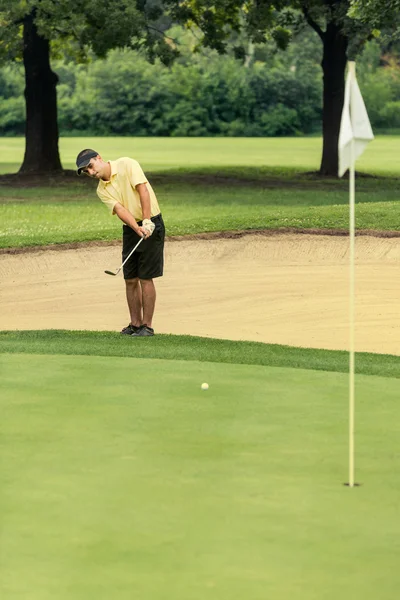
1, 40, 400, 136
0, 50, 322, 136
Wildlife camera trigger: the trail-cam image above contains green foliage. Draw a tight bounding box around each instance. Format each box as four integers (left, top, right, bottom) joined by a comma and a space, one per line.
0, 64, 24, 98
2, 26, 400, 138
0, 0, 178, 66
0, 64, 25, 134
0, 45, 322, 137
175, 0, 374, 61
349, 0, 400, 34
0, 96, 25, 134
380, 101, 400, 127
357, 40, 400, 127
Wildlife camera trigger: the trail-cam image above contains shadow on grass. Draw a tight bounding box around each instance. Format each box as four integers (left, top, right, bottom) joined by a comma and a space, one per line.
0, 167, 397, 193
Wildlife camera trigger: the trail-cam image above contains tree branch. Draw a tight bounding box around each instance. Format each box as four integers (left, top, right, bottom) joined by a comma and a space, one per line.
301, 5, 325, 41
146, 24, 180, 46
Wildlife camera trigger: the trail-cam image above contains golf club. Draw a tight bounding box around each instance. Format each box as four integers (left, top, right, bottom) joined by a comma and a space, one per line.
104, 237, 144, 276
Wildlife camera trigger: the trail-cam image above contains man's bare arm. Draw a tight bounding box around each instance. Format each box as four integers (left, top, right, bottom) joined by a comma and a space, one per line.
136, 183, 151, 221
113, 202, 147, 237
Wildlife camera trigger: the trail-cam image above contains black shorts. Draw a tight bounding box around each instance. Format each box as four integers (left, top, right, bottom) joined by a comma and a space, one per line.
122, 214, 165, 280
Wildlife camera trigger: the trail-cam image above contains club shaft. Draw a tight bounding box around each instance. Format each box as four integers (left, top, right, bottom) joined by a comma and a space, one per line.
120, 237, 144, 270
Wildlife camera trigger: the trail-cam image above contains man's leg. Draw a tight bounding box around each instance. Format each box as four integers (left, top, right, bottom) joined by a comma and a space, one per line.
140, 278, 156, 327
125, 278, 142, 327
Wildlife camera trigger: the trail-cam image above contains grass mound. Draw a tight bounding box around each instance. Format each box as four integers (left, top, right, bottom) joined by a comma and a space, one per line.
0, 329, 399, 378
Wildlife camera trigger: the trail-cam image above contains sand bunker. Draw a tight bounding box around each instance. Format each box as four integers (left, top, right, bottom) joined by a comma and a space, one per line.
0, 233, 399, 355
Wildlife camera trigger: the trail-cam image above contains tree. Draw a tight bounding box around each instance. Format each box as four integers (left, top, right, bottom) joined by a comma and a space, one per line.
0, 0, 177, 174
299, 1, 354, 175
0, 0, 390, 177
175, 0, 373, 176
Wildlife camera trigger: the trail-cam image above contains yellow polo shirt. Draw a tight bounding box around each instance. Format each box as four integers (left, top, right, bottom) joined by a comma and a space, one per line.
96, 157, 160, 220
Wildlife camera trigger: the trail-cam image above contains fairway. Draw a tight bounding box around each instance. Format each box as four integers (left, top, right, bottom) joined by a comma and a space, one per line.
2, 135, 400, 175
1, 353, 400, 600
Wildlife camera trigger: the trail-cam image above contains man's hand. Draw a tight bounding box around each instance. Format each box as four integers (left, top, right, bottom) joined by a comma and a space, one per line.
142, 218, 155, 237
136, 225, 149, 238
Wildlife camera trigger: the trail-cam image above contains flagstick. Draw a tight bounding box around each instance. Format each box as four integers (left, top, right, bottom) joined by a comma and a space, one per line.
348, 62, 356, 488
349, 136, 355, 488
339, 60, 373, 487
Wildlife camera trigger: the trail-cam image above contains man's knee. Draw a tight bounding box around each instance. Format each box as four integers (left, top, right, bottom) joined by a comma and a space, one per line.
125, 277, 139, 288
139, 278, 154, 286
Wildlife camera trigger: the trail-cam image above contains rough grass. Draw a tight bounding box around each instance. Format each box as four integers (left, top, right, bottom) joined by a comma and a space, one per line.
0, 330, 399, 378
1, 137, 399, 248
0, 170, 399, 247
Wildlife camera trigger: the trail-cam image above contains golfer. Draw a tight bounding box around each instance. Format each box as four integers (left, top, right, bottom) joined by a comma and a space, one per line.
76, 149, 165, 337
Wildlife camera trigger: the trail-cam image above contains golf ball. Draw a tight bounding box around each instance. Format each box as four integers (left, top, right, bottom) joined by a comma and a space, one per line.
201, 383, 209, 391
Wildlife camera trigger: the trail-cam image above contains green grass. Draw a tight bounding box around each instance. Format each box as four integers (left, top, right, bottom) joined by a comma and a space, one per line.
1, 179, 400, 247
2, 135, 400, 175
0, 136, 324, 173
1, 352, 400, 599
1, 136, 399, 248
1, 330, 399, 378
3, 137, 399, 599
2, 199, 400, 248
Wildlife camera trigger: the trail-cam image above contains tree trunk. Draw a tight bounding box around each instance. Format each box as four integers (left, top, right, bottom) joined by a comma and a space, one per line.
319, 22, 348, 176
19, 11, 62, 173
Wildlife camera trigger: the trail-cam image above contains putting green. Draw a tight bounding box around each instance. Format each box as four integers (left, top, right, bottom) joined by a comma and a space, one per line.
1, 353, 400, 599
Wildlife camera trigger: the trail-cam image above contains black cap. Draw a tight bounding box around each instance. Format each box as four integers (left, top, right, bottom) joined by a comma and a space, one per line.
76, 149, 99, 175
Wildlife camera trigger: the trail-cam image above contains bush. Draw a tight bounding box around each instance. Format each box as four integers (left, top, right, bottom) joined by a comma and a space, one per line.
379, 101, 400, 128
0, 96, 25, 134
357, 40, 400, 129
1, 37, 399, 137
49, 49, 322, 137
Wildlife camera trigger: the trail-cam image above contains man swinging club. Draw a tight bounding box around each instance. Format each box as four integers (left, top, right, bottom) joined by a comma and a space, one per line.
76, 149, 165, 337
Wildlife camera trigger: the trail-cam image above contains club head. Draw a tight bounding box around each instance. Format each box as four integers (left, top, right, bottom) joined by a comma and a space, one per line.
104, 270, 117, 276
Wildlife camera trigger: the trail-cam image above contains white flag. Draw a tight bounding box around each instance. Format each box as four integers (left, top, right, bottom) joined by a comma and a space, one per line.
338, 62, 374, 177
